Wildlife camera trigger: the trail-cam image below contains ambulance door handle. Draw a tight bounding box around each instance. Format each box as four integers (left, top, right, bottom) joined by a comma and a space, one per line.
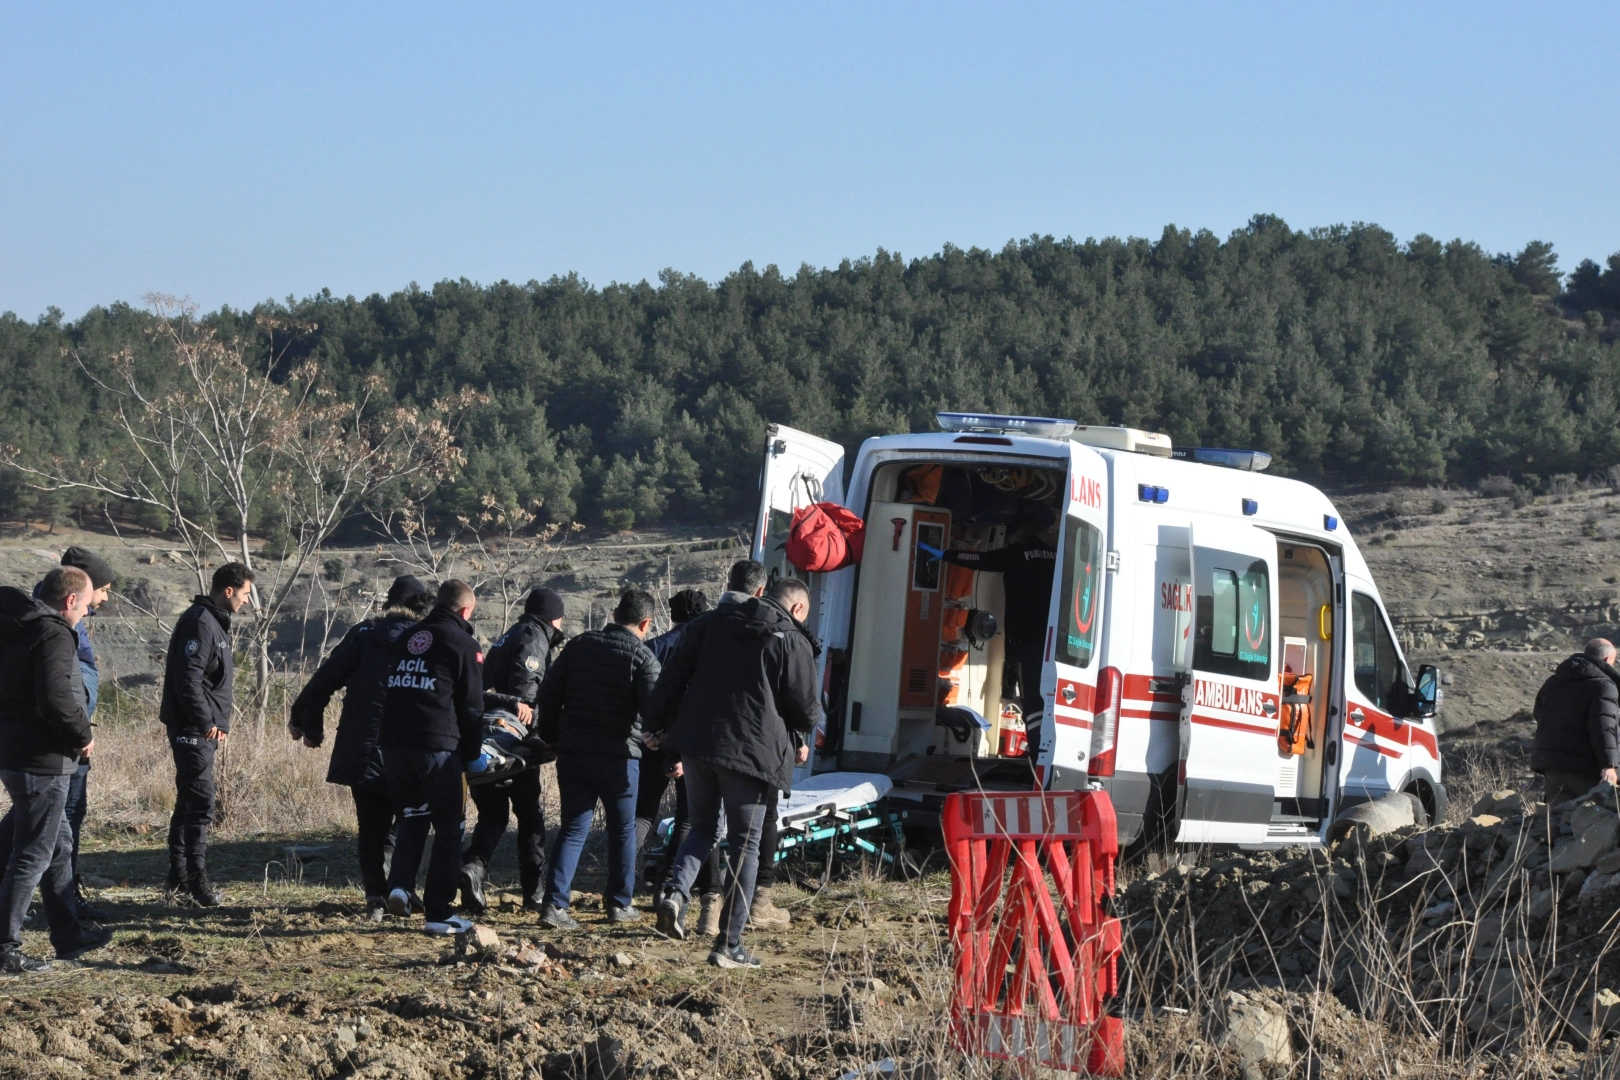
1261, 699, 1277, 716
1350, 708, 1366, 725
1061, 685, 1077, 705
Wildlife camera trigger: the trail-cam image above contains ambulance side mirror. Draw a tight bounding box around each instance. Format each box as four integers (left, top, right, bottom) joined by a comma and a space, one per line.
1410, 665, 1441, 719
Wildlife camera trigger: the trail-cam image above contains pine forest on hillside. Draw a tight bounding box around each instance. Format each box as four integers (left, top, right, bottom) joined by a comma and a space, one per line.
4, 215, 1620, 537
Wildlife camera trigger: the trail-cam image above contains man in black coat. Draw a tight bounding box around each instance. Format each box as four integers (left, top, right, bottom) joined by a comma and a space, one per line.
378, 579, 485, 935
289, 575, 431, 920
1532, 637, 1620, 805
459, 586, 567, 915
160, 562, 255, 907
0, 567, 110, 973
646, 577, 822, 969
534, 589, 660, 929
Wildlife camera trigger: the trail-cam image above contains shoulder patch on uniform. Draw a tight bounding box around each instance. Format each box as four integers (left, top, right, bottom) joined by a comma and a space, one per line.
184, 639, 199, 656
524, 656, 541, 671
406, 630, 434, 655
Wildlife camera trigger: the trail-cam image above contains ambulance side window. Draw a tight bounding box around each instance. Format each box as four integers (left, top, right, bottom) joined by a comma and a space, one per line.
1056, 517, 1103, 667
1351, 593, 1405, 711
1193, 550, 1270, 680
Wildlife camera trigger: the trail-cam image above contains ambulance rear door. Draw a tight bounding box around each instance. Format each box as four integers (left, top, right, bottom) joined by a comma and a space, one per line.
753, 423, 846, 586
1037, 442, 1110, 790
1174, 520, 1281, 845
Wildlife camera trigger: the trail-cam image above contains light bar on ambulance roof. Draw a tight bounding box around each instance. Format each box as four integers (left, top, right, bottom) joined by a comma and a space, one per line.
935, 412, 1078, 439
1172, 447, 1273, 472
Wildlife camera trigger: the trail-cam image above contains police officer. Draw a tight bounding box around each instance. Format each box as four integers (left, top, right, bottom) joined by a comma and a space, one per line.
459, 587, 566, 914
379, 579, 484, 936
289, 575, 432, 921
160, 562, 255, 906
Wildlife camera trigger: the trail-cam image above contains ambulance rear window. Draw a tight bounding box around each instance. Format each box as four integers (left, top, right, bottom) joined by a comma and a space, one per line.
1193, 551, 1270, 680
1057, 517, 1103, 667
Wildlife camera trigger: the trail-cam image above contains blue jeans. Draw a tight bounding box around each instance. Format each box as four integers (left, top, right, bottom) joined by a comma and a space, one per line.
546, 754, 639, 912
0, 771, 82, 955
383, 748, 464, 922
0, 759, 88, 882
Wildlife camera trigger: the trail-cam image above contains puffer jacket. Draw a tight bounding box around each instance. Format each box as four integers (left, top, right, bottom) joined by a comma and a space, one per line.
1533, 653, 1620, 775
535, 624, 660, 758
159, 595, 236, 735
484, 615, 565, 705
289, 609, 420, 786
646, 595, 822, 793
0, 586, 92, 775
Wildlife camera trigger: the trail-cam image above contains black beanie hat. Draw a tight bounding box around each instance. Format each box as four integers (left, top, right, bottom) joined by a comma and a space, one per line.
60, 546, 116, 590
669, 588, 710, 625
385, 574, 429, 607
524, 587, 565, 622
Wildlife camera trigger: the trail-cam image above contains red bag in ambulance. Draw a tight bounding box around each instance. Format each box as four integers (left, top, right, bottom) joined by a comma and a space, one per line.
785, 503, 866, 572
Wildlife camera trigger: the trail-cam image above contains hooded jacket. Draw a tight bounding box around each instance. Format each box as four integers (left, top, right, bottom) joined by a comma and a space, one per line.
483, 615, 566, 706
646, 595, 822, 793
378, 605, 486, 760
0, 586, 92, 775
1532, 653, 1620, 775
289, 609, 421, 786
159, 595, 236, 735
535, 624, 660, 758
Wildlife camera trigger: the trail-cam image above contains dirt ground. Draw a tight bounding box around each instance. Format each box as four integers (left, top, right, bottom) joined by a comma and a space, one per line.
5, 479, 1620, 1076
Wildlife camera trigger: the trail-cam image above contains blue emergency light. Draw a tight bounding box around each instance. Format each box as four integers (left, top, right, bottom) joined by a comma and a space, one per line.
1324, 515, 1339, 531
1173, 447, 1273, 472
1242, 498, 1259, 516
1138, 484, 1170, 503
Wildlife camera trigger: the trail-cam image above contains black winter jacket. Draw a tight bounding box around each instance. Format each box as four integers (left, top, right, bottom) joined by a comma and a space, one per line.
159, 596, 236, 735
0, 587, 92, 775
484, 615, 565, 704
290, 610, 419, 786
1532, 653, 1620, 775
646, 596, 822, 793
378, 606, 486, 761
535, 624, 659, 759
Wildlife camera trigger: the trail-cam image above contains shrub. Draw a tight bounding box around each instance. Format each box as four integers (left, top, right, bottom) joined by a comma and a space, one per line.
1477, 475, 1515, 498
1510, 485, 1535, 509
321, 557, 346, 583
1546, 473, 1580, 497
602, 508, 636, 532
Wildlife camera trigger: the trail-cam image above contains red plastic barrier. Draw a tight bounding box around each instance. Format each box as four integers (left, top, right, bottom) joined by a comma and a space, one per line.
943, 790, 1124, 1076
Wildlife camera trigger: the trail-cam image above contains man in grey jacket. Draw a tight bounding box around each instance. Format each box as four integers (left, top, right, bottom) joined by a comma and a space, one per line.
0, 567, 110, 973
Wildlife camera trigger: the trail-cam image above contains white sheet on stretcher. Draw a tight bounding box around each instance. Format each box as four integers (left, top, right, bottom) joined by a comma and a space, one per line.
680, 771, 896, 841
776, 771, 894, 828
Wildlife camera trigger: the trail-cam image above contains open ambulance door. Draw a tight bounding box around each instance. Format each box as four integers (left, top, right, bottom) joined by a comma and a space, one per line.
752, 423, 846, 586
1037, 442, 1110, 790
1173, 521, 1281, 845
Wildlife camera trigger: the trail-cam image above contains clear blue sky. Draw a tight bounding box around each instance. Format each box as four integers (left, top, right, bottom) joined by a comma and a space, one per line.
3, 3, 1616, 321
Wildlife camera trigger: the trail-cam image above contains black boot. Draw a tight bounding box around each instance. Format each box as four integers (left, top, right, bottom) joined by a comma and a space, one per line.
459, 859, 487, 914
164, 865, 184, 902
187, 871, 222, 908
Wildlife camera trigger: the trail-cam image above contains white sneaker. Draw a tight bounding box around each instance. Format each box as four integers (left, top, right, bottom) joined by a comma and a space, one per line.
424, 915, 474, 936
386, 888, 412, 918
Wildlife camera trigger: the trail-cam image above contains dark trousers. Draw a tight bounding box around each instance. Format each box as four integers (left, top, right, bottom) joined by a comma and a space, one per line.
1010, 639, 1046, 755
0, 759, 89, 883
667, 759, 770, 949
0, 772, 82, 955
634, 753, 718, 895
350, 777, 397, 900
465, 768, 547, 898
546, 754, 638, 912
168, 734, 217, 877
756, 789, 780, 891
383, 748, 464, 923
1543, 770, 1601, 808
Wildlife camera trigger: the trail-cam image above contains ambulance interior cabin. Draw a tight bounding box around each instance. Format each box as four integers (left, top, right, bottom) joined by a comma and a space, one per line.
835, 460, 1064, 791
1271, 541, 1336, 831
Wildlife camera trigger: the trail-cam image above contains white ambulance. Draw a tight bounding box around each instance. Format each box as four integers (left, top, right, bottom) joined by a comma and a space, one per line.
752, 412, 1446, 848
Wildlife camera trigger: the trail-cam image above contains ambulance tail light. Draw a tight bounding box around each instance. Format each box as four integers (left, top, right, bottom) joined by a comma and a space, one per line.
1088, 666, 1123, 777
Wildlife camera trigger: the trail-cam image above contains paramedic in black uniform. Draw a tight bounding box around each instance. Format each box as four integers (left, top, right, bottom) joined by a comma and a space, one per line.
458, 587, 567, 915
161, 562, 255, 906
943, 512, 1058, 755
288, 574, 432, 921
379, 579, 485, 936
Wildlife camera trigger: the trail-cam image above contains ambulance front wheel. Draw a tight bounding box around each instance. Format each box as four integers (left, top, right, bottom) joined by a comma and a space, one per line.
1402, 773, 1447, 827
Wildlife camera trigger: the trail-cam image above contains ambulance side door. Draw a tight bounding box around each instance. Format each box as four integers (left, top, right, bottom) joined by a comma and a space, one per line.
1338, 581, 1412, 802
753, 423, 846, 586
1037, 442, 1109, 790
1174, 520, 1281, 845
